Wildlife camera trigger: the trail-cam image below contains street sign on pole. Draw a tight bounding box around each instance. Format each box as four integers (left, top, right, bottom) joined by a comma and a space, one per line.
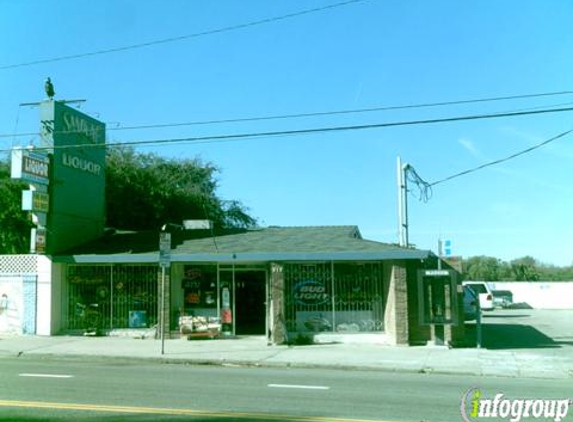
159, 232, 171, 268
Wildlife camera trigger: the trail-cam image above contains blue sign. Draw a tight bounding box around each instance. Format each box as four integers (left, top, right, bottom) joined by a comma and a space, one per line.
444, 239, 452, 257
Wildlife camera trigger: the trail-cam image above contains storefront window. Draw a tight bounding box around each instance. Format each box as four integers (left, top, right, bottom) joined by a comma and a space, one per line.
333, 263, 384, 332
284, 262, 384, 333
66, 265, 158, 331
284, 263, 334, 333
181, 265, 218, 318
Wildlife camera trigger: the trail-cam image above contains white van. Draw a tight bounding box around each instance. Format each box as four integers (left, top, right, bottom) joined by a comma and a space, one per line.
462, 281, 494, 311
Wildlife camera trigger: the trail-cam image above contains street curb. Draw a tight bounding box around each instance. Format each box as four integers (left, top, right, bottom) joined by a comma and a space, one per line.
2, 350, 560, 380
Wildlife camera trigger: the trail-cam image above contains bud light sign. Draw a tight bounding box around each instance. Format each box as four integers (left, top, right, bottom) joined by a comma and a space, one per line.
294, 280, 329, 306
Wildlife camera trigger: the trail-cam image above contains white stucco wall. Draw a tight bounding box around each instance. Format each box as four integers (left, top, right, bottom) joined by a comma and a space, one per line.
488, 282, 573, 309
0, 276, 24, 335
51, 263, 64, 334
36, 255, 53, 335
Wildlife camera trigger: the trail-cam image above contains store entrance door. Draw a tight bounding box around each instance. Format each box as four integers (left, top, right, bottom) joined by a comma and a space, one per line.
234, 271, 266, 335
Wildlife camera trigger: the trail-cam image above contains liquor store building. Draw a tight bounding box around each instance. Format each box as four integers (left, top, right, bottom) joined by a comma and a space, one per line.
41, 225, 465, 345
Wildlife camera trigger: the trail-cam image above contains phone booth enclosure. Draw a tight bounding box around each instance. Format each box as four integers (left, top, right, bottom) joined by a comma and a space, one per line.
417, 269, 458, 325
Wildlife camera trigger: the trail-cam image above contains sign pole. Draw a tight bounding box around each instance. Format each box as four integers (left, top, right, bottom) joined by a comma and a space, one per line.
476, 300, 482, 349
159, 231, 171, 356
161, 265, 166, 355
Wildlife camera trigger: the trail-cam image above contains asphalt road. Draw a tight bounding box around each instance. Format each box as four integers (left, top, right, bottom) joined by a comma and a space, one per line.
0, 357, 571, 422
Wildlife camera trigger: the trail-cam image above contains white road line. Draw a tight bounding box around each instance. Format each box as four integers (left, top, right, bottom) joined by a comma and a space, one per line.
267, 383, 330, 390
19, 373, 74, 379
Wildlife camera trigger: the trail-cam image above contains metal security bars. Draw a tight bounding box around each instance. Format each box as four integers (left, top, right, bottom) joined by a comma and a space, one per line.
333, 263, 385, 332
283, 262, 385, 334
66, 265, 158, 331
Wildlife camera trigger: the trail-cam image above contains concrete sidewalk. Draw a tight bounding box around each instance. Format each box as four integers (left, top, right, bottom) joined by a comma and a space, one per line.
1, 334, 572, 380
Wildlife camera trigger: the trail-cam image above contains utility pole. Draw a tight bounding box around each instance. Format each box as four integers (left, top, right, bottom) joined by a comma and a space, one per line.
397, 156, 410, 247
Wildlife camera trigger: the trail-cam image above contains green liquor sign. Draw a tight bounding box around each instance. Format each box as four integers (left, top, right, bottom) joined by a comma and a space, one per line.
39, 100, 106, 254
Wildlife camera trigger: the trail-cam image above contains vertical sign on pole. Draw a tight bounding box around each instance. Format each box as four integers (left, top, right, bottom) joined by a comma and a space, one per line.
159, 232, 171, 355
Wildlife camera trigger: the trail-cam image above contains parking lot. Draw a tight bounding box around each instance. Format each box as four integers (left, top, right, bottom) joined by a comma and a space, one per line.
465, 308, 573, 350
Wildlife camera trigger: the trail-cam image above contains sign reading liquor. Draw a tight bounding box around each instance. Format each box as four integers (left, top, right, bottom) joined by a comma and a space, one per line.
293, 280, 329, 306
10, 148, 50, 185
62, 152, 102, 176
39, 100, 106, 254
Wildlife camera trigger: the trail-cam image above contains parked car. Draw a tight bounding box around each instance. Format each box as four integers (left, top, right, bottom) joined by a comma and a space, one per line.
492, 290, 513, 308
462, 281, 494, 311
463, 285, 478, 321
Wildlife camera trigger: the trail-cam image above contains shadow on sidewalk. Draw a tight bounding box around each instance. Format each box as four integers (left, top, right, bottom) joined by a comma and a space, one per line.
481, 314, 530, 319
465, 323, 573, 350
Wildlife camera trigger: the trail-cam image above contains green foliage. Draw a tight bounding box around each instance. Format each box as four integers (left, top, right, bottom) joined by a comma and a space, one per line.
0, 158, 33, 253
510, 256, 539, 281
463, 255, 507, 281
105, 147, 256, 231
462, 255, 573, 281
0, 148, 255, 254
537, 264, 573, 281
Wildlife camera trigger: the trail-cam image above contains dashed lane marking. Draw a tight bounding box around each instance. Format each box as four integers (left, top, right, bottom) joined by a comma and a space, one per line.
18, 373, 74, 379
268, 383, 330, 390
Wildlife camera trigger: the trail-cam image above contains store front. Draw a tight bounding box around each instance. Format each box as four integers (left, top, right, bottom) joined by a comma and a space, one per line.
61, 262, 269, 336
60, 260, 387, 341
49, 225, 464, 345
176, 265, 268, 337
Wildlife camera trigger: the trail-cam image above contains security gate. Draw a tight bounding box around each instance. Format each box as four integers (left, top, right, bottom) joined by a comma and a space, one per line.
66, 265, 158, 330
284, 262, 385, 333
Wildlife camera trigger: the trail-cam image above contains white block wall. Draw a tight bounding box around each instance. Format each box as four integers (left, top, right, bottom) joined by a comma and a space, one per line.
488, 282, 573, 309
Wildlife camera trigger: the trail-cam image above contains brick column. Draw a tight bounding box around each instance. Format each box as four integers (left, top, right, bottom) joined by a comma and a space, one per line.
384, 262, 409, 345
270, 263, 287, 345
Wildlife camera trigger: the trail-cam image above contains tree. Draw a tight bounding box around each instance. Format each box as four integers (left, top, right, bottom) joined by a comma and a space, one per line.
0, 157, 33, 253
0, 148, 255, 254
105, 147, 256, 231
510, 256, 540, 281
537, 264, 573, 281
463, 255, 506, 281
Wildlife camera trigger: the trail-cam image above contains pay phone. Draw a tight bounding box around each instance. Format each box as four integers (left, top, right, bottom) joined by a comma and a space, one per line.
417, 269, 458, 325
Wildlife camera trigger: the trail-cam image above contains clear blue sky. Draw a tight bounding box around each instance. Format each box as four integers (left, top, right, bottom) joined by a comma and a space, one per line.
1, 0, 572, 266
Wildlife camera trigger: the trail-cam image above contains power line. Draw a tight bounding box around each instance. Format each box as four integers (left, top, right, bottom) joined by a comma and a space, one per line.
429, 128, 573, 187
0, 0, 368, 70
404, 128, 573, 202
3, 105, 573, 153
2, 91, 573, 140
405, 166, 433, 203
